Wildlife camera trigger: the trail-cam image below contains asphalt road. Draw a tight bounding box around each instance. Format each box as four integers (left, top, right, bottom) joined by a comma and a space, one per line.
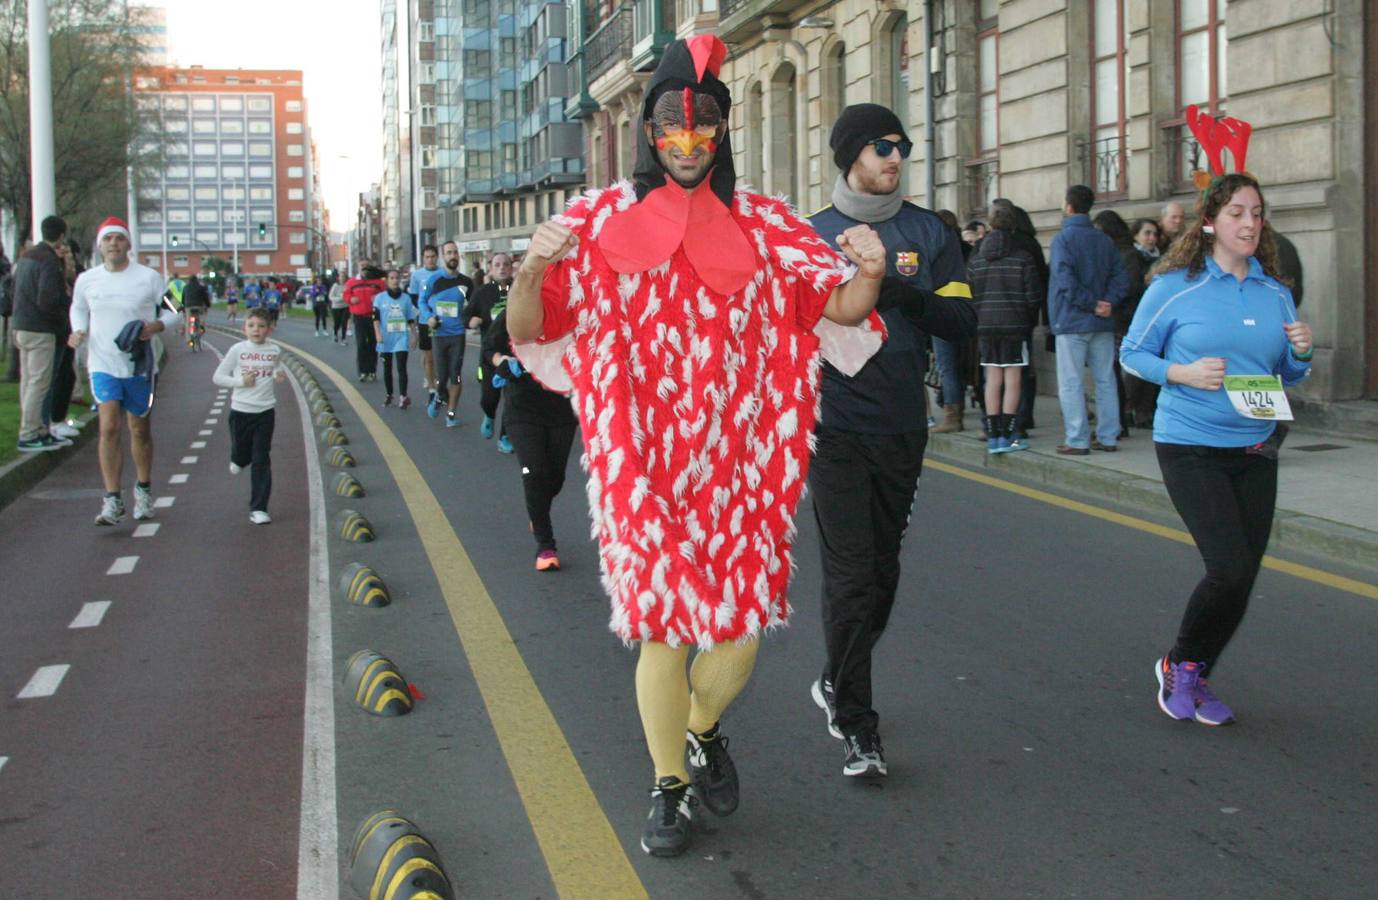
3, 311, 1376, 898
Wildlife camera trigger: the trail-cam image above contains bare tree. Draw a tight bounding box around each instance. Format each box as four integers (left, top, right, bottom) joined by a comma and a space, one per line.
0, 0, 157, 245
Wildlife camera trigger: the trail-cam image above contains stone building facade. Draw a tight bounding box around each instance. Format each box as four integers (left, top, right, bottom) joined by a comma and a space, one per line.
570, 0, 1375, 408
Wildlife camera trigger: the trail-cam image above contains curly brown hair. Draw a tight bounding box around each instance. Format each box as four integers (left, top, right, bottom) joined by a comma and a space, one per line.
1152, 173, 1290, 287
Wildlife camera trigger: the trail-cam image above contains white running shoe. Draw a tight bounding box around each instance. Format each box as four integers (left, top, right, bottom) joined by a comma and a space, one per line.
94, 495, 126, 526
229, 462, 242, 475
132, 484, 155, 520
249, 510, 272, 525
50, 422, 80, 440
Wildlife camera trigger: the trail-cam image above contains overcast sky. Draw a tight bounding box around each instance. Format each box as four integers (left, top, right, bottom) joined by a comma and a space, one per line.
154, 0, 384, 234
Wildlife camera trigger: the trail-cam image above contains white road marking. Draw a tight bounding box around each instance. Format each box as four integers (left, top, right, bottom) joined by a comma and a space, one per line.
17, 665, 70, 698
69, 601, 112, 628
154, 496, 175, 508
204, 418, 218, 425
181, 456, 199, 464
106, 556, 138, 575
286, 360, 340, 899
199, 430, 213, 436
133, 523, 160, 538
0, 757, 8, 774
191, 441, 206, 449
169, 473, 189, 484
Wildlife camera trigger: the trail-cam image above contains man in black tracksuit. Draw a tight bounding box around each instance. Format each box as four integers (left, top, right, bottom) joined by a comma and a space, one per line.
463, 251, 513, 448
807, 104, 977, 778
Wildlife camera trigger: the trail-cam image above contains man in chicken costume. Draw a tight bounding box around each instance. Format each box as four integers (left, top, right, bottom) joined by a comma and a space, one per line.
507, 34, 888, 857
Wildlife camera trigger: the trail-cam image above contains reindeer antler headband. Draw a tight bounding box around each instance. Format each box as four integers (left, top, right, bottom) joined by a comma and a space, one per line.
1185, 104, 1254, 194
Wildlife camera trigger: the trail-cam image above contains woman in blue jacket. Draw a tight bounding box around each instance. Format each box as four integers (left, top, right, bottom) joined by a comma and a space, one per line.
1121, 172, 1313, 726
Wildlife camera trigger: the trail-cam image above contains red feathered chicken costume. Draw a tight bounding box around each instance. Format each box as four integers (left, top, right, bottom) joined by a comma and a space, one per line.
509, 34, 887, 856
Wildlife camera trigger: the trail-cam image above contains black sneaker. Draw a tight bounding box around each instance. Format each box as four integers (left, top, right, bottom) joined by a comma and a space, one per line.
640, 776, 695, 857
810, 675, 843, 739
843, 731, 887, 778
687, 723, 738, 816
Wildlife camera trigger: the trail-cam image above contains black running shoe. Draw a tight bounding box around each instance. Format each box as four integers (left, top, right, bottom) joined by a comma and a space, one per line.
640, 776, 695, 857
810, 675, 843, 739
843, 731, 887, 778
687, 723, 739, 816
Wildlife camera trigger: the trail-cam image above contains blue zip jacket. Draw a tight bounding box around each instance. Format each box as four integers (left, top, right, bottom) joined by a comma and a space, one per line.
1120, 256, 1310, 447
1046, 213, 1129, 334
407, 265, 438, 312
417, 270, 473, 337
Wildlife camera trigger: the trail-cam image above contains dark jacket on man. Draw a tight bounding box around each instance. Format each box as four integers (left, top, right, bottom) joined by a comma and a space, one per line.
10, 243, 68, 334
967, 229, 1042, 339
1272, 230, 1304, 308
1046, 213, 1129, 335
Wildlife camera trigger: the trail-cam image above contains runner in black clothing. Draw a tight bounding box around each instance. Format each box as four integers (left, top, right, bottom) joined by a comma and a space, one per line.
482, 307, 577, 571
464, 251, 514, 452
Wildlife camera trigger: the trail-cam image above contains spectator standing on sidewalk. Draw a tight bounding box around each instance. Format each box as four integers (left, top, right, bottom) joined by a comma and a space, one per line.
213, 307, 285, 524
1093, 210, 1147, 437
418, 241, 472, 427
1047, 184, 1129, 455
807, 103, 976, 779
69, 218, 179, 525
44, 239, 83, 439
1121, 170, 1312, 727
991, 198, 1049, 442
1158, 201, 1187, 255
967, 205, 1041, 453
464, 251, 514, 452
929, 208, 970, 433
344, 264, 387, 381
11, 215, 70, 452
372, 267, 416, 408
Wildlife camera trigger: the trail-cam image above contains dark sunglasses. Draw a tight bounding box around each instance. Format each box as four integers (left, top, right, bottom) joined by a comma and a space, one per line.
867, 138, 913, 159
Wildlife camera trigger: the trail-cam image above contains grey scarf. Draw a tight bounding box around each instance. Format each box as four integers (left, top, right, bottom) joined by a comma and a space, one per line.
831, 174, 902, 223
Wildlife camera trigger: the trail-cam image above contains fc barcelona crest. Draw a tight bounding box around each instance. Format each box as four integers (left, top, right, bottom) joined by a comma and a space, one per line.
895, 251, 920, 277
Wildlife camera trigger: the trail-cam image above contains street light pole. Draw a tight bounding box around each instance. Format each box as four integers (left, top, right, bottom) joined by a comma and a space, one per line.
28, 0, 55, 243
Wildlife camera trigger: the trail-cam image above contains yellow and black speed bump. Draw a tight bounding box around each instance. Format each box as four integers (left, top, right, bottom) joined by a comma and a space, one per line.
327, 447, 356, 468
337, 509, 376, 542
315, 411, 341, 428
334, 472, 366, 498
344, 651, 414, 717
340, 562, 391, 608
321, 427, 349, 447
349, 810, 453, 900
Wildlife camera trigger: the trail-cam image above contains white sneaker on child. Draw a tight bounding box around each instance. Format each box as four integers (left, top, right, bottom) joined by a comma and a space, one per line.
249, 510, 271, 524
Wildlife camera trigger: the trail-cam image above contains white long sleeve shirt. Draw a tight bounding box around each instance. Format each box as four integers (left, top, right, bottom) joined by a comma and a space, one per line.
70, 262, 178, 378
212, 339, 283, 413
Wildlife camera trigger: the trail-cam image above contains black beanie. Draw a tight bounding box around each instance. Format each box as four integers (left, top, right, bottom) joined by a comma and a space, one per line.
830, 103, 909, 174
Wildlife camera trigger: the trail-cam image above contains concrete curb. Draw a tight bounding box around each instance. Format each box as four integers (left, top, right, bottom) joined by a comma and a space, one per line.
926, 431, 1378, 571
0, 410, 99, 514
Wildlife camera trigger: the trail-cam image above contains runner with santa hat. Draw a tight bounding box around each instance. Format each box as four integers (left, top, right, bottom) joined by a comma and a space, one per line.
68, 217, 180, 526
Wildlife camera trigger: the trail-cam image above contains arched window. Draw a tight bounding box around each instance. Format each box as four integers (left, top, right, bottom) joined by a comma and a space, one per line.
744, 81, 764, 188
769, 62, 799, 203
822, 41, 847, 125
620, 116, 635, 180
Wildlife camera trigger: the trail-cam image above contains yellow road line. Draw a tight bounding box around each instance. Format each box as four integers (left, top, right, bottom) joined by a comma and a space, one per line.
284, 341, 646, 899
926, 459, 1378, 601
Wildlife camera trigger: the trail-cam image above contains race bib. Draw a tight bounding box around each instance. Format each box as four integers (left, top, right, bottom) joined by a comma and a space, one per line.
385, 318, 407, 333
435, 300, 459, 319
1224, 375, 1293, 421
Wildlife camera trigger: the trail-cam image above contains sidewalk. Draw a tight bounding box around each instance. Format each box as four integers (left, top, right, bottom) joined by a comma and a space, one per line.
927, 394, 1378, 570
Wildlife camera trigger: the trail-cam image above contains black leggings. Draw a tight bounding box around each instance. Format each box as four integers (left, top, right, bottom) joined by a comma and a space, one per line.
380, 351, 409, 397
229, 408, 275, 512
479, 366, 503, 423
314, 302, 329, 330
1156, 442, 1278, 673
506, 420, 577, 552
332, 307, 350, 340
352, 314, 378, 375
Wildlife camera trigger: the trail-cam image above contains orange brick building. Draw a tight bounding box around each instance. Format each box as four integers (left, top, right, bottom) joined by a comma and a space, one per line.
131, 66, 322, 278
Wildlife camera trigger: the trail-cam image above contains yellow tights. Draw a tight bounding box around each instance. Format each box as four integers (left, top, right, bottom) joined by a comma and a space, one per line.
635, 638, 760, 782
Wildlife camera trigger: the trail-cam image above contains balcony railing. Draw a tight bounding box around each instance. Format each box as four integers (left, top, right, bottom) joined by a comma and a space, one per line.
1162, 120, 1203, 192
1080, 133, 1127, 197
584, 4, 634, 82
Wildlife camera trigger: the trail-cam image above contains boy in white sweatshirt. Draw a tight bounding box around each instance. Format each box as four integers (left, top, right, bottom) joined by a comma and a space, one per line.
212, 308, 286, 523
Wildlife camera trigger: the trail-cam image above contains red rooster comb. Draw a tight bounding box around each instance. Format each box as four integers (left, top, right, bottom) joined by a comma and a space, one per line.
1185, 105, 1253, 192
685, 34, 728, 82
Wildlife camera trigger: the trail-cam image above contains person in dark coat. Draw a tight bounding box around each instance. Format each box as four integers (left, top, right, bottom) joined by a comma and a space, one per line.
968, 206, 1043, 452
1093, 210, 1149, 433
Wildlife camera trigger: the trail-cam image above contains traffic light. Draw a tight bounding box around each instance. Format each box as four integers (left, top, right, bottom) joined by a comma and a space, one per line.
170, 235, 180, 247
258, 223, 267, 238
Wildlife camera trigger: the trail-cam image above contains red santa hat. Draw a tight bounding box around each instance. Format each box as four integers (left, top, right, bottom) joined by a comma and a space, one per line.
96, 216, 131, 243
